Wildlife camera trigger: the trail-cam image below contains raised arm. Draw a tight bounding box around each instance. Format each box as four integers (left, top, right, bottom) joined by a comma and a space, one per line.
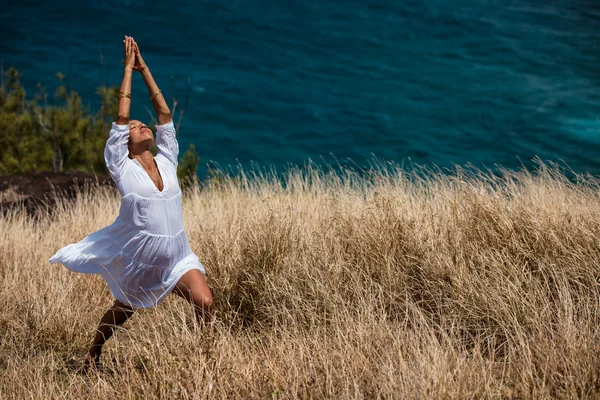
132, 41, 172, 125
104, 36, 136, 181
117, 36, 136, 125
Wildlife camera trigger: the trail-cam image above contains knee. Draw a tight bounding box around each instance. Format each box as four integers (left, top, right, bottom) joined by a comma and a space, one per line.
193, 292, 213, 310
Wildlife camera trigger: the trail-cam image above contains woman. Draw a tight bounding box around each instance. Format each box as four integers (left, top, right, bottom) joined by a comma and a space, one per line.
48, 36, 213, 373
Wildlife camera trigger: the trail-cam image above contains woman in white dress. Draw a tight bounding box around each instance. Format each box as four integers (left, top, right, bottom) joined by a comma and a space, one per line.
48, 36, 213, 372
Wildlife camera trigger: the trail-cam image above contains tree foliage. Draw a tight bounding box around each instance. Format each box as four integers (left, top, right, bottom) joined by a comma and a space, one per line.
0, 67, 200, 184
177, 143, 200, 188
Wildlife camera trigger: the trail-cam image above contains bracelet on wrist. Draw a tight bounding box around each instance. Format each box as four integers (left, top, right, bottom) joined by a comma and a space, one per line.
150, 89, 162, 101
118, 92, 132, 99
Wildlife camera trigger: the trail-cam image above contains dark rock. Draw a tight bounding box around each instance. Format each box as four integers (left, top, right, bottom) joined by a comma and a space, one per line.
0, 170, 116, 218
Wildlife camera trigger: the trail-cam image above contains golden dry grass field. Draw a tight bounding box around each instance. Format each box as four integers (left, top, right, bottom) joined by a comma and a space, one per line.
2, 159, 600, 399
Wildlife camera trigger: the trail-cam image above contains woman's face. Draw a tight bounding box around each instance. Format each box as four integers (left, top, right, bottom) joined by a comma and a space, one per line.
128, 120, 154, 147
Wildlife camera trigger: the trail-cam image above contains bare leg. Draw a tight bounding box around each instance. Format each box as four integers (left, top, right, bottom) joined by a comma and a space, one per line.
171, 269, 213, 327
85, 299, 136, 369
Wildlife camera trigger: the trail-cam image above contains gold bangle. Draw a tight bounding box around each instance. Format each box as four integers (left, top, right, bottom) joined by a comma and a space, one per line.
150, 89, 162, 101
118, 92, 132, 99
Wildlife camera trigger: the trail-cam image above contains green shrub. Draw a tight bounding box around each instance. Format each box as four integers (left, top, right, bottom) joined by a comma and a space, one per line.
0, 67, 200, 186
177, 143, 200, 189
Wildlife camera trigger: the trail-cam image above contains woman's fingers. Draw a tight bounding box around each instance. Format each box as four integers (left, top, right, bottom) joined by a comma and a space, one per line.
123, 35, 142, 70
123, 36, 137, 69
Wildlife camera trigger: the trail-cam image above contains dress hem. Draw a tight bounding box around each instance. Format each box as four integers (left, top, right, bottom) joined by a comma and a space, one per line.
110, 262, 205, 309
49, 247, 206, 309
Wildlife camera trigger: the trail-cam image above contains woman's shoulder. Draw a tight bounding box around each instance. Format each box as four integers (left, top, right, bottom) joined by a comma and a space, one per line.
156, 152, 177, 170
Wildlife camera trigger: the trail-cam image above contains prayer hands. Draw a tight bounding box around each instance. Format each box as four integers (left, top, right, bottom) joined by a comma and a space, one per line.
122, 36, 147, 73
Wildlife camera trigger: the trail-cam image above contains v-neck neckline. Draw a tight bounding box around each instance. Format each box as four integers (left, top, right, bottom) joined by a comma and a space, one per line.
133, 157, 166, 193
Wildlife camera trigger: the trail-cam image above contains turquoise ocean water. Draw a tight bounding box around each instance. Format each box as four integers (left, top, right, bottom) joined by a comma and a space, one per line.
1, 0, 599, 179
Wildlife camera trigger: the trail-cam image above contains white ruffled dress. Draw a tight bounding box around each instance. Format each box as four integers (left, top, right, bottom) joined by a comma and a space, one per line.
48, 120, 206, 309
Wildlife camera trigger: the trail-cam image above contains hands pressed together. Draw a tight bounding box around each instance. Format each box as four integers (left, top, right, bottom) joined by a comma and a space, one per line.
118, 34, 169, 123
122, 35, 147, 73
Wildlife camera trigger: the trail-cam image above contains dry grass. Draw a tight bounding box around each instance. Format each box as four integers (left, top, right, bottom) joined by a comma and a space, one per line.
2, 158, 600, 399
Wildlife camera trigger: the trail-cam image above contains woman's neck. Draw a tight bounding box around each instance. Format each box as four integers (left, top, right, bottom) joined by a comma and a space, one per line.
133, 151, 155, 170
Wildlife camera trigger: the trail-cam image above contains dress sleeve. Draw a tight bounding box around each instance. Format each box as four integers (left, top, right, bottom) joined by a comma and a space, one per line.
155, 119, 179, 168
104, 122, 130, 181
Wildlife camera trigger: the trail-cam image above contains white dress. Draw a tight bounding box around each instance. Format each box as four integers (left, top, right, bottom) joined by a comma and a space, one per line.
48, 120, 206, 309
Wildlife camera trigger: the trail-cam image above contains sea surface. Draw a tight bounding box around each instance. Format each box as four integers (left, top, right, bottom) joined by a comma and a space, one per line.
1, 0, 599, 180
